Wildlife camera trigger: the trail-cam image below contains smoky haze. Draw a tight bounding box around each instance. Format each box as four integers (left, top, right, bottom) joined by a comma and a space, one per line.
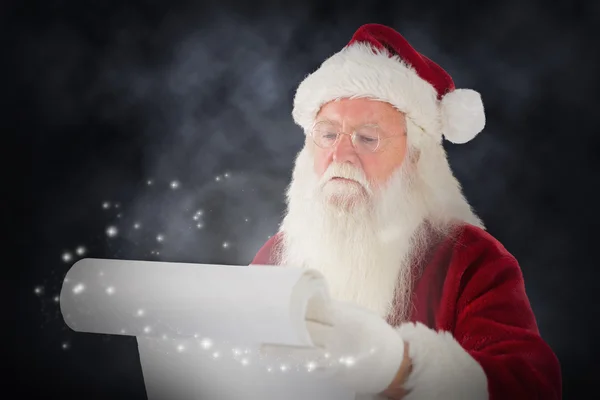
9, 0, 600, 399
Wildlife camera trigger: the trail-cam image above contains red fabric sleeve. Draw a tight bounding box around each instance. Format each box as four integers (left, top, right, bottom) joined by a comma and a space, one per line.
249, 234, 280, 265
447, 227, 562, 399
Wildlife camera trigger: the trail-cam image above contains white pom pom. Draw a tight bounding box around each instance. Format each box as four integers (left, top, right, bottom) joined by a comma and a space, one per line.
440, 89, 485, 144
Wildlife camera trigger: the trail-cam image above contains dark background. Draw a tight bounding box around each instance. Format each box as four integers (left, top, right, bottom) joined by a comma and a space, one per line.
7, 0, 600, 398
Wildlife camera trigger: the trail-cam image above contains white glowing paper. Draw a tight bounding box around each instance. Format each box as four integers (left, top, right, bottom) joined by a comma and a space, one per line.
60, 258, 356, 400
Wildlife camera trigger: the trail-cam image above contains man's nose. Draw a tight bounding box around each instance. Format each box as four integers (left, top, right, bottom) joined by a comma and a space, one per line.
332, 134, 359, 165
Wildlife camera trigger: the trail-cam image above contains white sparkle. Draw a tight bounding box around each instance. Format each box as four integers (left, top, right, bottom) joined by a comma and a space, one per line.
54, 296, 59, 303
280, 364, 288, 372
156, 234, 165, 242
177, 344, 185, 352
306, 361, 317, 372
62, 342, 69, 350
72, 283, 85, 294
143, 326, 152, 333
156, 251, 160, 255
102, 202, 110, 209
196, 210, 203, 216
324, 353, 330, 359
134, 222, 141, 229
197, 223, 204, 229
115, 203, 120, 208
136, 309, 145, 317
193, 333, 199, 338
120, 329, 126, 334
232, 348, 241, 356
222, 242, 229, 249
106, 226, 118, 237
106, 286, 115, 295
342, 357, 356, 367
224, 172, 230, 178
62, 252, 72, 262
117, 213, 122, 218
241, 358, 249, 366
267, 367, 273, 372
170, 180, 180, 189
215, 176, 221, 182
212, 352, 220, 359
200, 338, 213, 349
193, 215, 199, 221
75, 246, 86, 256
34, 286, 43, 295
244, 218, 249, 222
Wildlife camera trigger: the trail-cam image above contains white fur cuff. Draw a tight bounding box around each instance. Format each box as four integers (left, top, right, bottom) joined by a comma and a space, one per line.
396, 322, 488, 400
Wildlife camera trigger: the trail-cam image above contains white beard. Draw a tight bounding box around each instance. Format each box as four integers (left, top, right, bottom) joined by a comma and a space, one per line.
276, 147, 433, 320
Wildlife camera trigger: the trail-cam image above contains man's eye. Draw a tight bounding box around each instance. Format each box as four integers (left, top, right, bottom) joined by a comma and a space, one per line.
357, 135, 377, 143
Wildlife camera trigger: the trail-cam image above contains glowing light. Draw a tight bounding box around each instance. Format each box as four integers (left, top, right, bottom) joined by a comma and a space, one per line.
106, 226, 118, 238
115, 203, 120, 208
267, 367, 273, 372
241, 358, 249, 366
62, 342, 70, 350
324, 353, 330, 359
306, 361, 317, 372
106, 286, 115, 295
134, 222, 141, 229
222, 242, 229, 249
117, 213, 122, 218
147, 180, 153, 185
193, 215, 199, 221
73, 283, 85, 294
177, 344, 185, 352
170, 180, 180, 189
196, 210, 203, 216
193, 333, 199, 338
197, 223, 204, 229
280, 364, 288, 372
34, 286, 43, 295
120, 329, 126, 334
143, 326, 151, 333
156, 234, 165, 242
200, 338, 213, 349
232, 348, 241, 356
75, 246, 86, 256
224, 172, 230, 178
62, 252, 73, 262
102, 202, 110, 209
54, 296, 59, 303
341, 357, 356, 367
244, 218, 249, 222
212, 352, 220, 359
137, 309, 145, 317
215, 176, 221, 182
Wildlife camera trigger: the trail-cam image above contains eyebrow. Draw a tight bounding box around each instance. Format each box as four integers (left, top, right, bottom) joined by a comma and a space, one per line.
314, 118, 381, 128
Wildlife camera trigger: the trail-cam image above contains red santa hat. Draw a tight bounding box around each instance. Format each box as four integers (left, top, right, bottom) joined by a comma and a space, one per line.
292, 24, 485, 145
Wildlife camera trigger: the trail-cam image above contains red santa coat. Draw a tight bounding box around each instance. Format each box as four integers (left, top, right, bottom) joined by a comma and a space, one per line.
251, 224, 561, 399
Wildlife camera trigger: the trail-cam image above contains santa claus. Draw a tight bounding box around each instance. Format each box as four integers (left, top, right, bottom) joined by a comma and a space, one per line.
251, 24, 561, 399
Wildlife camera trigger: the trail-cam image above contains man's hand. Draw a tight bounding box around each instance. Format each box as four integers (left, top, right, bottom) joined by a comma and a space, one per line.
260, 300, 409, 395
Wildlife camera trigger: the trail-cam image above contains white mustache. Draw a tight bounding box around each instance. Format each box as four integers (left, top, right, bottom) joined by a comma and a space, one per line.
319, 163, 372, 193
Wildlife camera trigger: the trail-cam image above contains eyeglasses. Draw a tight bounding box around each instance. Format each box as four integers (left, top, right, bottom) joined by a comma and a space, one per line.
310, 120, 395, 153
